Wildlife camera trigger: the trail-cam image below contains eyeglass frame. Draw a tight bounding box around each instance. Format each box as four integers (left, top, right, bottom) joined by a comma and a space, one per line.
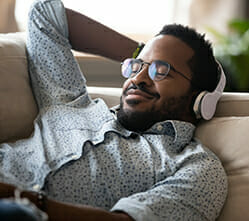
121, 58, 192, 83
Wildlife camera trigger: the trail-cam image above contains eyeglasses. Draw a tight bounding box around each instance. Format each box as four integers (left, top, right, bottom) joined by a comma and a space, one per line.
121, 58, 192, 82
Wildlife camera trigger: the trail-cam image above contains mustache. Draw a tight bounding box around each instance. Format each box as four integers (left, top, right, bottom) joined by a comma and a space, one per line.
123, 83, 160, 99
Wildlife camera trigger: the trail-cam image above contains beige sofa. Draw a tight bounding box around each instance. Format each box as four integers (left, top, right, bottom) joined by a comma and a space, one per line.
0, 32, 249, 220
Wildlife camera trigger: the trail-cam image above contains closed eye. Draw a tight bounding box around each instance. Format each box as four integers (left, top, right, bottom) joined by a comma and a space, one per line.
156, 73, 166, 77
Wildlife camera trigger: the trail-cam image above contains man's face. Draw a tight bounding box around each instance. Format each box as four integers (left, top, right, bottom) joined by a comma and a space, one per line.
117, 34, 195, 132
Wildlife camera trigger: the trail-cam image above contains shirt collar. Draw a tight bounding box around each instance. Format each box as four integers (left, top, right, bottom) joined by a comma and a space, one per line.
146, 120, 195, 139
170, 120, 195, 144
111, 105, 196, 148
147, 120, 196, 152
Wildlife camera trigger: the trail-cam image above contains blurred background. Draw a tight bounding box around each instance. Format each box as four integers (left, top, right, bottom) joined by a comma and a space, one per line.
1, 0, 249, 91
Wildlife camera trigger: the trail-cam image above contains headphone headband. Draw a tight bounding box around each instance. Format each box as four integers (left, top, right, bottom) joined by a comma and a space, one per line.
216, 62, 226, 93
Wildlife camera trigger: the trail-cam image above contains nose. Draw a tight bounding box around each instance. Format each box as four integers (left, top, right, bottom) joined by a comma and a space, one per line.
130, 65, 153, 86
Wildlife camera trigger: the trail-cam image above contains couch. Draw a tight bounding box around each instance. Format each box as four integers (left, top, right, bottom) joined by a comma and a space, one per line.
0, 32, 249, 220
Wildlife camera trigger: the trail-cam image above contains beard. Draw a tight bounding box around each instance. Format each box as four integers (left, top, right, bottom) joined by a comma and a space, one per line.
117, 94, 193, 132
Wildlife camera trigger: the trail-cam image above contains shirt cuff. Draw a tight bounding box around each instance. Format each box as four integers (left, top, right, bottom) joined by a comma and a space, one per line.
110, 197, 158, 221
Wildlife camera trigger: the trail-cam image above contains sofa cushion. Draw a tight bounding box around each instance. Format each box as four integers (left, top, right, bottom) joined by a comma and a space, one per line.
195, 117, 249, 221
0, 32, 38, 143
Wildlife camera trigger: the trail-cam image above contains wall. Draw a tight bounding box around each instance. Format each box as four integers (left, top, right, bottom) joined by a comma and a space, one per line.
76, 55, 123, 88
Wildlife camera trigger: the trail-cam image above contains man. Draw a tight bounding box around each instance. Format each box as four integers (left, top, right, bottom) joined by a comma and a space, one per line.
0, 0, 227, 220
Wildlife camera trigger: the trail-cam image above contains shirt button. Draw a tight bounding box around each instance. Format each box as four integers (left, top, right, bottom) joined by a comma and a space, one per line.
32, 184, 40, 191
157, 125, 163, 131
71, 155, 78, 159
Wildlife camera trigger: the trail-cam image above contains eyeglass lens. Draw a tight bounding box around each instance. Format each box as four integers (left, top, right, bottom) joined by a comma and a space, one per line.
121, 59, 170, 81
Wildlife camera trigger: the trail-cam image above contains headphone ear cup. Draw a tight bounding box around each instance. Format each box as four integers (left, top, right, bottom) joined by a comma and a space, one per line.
193, 91, 207, 119
200, 91, 221, 120
193, 90, 221, 120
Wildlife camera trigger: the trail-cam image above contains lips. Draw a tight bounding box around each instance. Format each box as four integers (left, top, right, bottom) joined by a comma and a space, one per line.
123, 83, 160, 103
126, 89, 155, 99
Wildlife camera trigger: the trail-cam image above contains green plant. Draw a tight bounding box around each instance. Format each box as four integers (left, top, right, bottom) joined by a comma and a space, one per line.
208, 19, 249, 92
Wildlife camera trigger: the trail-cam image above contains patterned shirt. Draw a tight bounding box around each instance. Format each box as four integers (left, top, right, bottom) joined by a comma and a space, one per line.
0, 0, 227, 220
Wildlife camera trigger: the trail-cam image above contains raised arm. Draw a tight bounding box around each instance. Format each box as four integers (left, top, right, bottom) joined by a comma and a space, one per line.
65, 8, 138, 62
27, 0, 139, 108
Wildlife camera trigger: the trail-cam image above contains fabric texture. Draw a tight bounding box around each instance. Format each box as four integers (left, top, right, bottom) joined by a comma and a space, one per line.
0, 0, 227, 220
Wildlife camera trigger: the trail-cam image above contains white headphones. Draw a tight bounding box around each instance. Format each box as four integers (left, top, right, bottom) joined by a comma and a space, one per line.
193, 61, 226, 120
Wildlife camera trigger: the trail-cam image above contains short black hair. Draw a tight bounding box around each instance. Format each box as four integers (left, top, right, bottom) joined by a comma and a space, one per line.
157, 24, 219, 92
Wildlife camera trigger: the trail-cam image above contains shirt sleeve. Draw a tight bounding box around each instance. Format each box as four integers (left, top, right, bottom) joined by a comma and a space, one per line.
26, 0, 90, 109
111, 145, 228, 221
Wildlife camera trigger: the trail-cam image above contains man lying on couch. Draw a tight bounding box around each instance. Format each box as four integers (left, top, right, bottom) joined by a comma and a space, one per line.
0, 0, 227, 220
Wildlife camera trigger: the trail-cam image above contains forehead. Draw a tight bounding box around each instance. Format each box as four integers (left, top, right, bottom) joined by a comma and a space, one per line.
138, 35, 194, 73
